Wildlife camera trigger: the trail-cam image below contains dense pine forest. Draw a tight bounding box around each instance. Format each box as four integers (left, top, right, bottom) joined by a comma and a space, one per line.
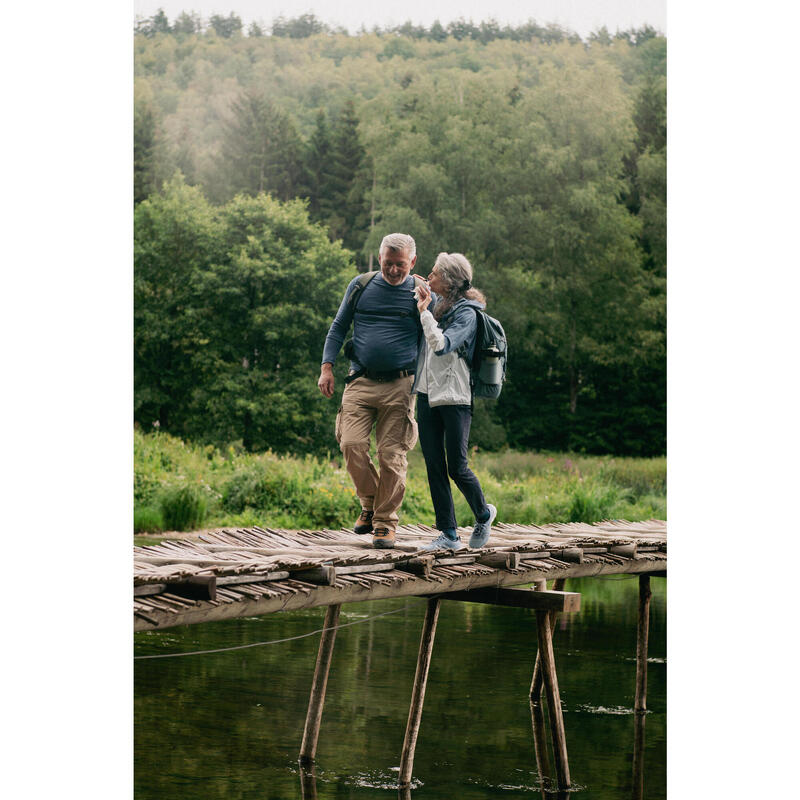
134, 11, 666, 457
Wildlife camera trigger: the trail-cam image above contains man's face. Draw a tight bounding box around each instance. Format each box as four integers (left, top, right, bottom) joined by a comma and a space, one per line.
380, 247, 416, 286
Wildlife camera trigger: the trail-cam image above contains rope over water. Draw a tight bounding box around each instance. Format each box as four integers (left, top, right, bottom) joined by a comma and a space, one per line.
134, 602, 427, 660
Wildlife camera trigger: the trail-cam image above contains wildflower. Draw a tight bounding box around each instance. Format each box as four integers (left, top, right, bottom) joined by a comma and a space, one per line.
152, 420, 160, 428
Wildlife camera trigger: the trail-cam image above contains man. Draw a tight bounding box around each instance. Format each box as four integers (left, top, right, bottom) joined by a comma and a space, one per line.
318, 233, 430, 549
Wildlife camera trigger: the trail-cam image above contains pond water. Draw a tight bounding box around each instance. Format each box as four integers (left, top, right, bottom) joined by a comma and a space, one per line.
134, 576, 666, 799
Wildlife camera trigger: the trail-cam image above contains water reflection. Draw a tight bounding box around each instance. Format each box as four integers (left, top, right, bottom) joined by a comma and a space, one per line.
632, 711, 647, 800
135, 577, 665, 799
299, 764, 317, 800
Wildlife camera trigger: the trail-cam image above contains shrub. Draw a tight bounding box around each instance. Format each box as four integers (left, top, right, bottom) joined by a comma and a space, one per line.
159, 485, 207, 531
134, 505, 164, 533
567, 481, 626, 523
221, 465, 303, 514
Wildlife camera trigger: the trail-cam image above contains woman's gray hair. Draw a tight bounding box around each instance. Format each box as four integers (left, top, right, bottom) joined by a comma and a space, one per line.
380, 233, 416, 258
432, 252, 486, 320
433, 252, 473, 293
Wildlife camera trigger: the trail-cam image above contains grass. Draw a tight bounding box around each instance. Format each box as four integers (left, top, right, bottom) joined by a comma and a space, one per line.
133, 429, 666, 535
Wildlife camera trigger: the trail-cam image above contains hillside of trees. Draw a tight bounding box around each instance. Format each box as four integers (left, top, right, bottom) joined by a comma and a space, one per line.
134, 11, 666, 456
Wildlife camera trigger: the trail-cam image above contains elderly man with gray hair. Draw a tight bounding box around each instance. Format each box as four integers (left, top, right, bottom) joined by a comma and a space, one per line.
318, 233, 430, 549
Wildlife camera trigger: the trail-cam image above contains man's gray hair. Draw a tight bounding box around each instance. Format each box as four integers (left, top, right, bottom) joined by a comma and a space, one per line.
434, 252, 473, 292
380, 233, 416, 258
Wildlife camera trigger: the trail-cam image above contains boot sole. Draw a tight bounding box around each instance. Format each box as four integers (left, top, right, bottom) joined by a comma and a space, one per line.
372, 538, 395, 549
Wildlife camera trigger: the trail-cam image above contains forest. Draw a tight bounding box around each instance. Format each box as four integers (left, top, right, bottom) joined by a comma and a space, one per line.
134, 10, 666, 457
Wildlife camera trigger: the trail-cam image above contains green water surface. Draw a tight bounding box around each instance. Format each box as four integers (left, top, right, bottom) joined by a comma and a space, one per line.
134, 576, 666, 799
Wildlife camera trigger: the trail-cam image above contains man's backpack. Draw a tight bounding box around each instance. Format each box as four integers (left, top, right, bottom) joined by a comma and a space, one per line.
347, 270, 426, 315
463, 309, 508, 399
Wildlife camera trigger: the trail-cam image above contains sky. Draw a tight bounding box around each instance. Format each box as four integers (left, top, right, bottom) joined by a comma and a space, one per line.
133, 0, 665, 38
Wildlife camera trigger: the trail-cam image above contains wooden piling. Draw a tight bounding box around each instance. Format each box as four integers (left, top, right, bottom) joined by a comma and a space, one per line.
634, 574, 651, 713
535, 608, 570, 789
530, 578, 567, 699
398, 596, 441, 788
299, 603, 341, 765
632, 574, 651, 799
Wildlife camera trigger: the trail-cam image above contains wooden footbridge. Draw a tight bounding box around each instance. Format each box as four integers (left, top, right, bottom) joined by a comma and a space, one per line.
134, 519, 666, 796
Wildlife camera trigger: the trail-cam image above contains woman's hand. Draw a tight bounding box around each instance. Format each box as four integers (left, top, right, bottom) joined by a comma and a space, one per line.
416, 281, 432, 314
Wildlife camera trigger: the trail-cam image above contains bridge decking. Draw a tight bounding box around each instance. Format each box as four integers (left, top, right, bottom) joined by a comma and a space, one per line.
134, 519, 666, 631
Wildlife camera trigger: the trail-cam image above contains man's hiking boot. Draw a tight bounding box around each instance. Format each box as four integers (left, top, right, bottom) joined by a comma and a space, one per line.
354, 509, 374, 535
372, 527, 396, 549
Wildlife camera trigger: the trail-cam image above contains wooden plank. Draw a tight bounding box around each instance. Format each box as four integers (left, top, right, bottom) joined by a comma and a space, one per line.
395, 556, 433, 578
477, 552, 520, 569
134, 583, 167, 597
330, 562, 395, 576
609, 543, 638, 558
552, 548, 583, 563
292, 566, 336, 585
156, 575, 216, 601
216, 572, 290, 586
134, 557, 665, 631
399, 597, 441, 788
299, 604, 341, 765
443, 587, 580, 613
431, 555, 477, 566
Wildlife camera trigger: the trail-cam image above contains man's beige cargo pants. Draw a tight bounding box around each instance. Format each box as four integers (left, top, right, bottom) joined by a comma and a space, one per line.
335, 375, 418, 532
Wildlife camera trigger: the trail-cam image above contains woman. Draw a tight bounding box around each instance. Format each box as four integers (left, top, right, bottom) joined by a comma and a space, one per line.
412, 252, 497, 550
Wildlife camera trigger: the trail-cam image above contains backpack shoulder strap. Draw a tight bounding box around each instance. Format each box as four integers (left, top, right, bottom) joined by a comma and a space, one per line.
456, 307, 483, 365
347, 270, 379, 311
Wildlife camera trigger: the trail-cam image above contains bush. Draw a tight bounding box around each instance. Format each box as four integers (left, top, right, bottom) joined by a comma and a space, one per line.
221, 464, 303, 514
159, 485, 207, 530
133, 430, 665, 533
567, 481, 626, 523
134, 505, 164, 533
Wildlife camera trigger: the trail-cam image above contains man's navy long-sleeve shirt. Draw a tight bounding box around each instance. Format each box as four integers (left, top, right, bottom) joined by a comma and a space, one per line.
322, 273, 432, 372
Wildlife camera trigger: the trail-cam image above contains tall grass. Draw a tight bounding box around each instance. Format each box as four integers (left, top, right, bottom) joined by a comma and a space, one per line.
134, 430, 666, 533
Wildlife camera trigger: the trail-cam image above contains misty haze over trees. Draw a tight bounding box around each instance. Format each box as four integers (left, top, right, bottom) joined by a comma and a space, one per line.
134, 10, 666, 456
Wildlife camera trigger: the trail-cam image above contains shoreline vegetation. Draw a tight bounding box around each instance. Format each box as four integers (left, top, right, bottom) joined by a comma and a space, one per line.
134, 429, 665, 540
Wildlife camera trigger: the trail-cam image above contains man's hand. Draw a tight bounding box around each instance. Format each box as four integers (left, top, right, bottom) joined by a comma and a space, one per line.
318, 363, 335, 398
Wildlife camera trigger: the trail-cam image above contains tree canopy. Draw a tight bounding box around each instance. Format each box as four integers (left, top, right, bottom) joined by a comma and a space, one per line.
134, 14, 666, 455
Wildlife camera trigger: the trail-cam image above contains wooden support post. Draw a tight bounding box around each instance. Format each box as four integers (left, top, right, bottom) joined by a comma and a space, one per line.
634, 574, 651, 713
530, 578, 566, 700
299, 604, 341, 765
536, 608, 570, 789
398, 596, 441, 788
632, 574, 651, 800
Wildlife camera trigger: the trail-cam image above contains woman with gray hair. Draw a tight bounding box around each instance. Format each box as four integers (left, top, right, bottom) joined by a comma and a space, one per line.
412, 252, 497, 550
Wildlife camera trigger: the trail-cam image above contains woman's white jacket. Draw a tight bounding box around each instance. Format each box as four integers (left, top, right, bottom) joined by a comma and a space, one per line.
412, 299, 484, 407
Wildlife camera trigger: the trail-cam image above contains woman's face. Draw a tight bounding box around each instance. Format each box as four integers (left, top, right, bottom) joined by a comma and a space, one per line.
427, 265, 447, 296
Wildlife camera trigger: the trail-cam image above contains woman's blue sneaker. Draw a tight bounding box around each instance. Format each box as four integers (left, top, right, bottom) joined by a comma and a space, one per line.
469, 504, 497, 548
421, 533, 465, 551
